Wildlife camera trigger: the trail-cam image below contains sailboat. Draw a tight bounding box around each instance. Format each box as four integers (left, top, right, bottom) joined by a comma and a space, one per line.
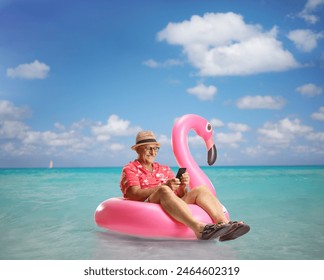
49, 160, 54, 169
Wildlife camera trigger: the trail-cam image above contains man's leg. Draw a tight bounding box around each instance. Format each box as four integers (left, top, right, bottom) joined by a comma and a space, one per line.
182, 185, 229, 224
148, 185, 206, 238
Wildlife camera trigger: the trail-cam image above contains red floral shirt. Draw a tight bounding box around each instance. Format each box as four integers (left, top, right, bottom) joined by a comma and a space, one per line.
120, 160, 174, 197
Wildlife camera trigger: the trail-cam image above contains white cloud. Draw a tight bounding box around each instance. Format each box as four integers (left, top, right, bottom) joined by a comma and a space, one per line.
142, 58, 183, 68
186, 83, 217, 100
54, 122, 66, 131
157, 12, 299, 76
215, 132, 244, 148
296, 83, 323, 97
0, 114, 134, 158
243, 145, 279, 157
288, 29, 324, 52
24, 130, 86, 148
210, 118, 224, 128
143, 59, 159, 68
0, 123, 94, 156
188, 135, 205, 146
294, 145, 321, 154
0, 100, 31, 120
0, 100, 143, 160
0, 120, 29, 140
228, 122, 250, 132
188, 121, 246, 148
236, 95, 286, 109
258, 118, 313, 145
91, 114, 141, 142
311, 106, 324, 121
298, 0, 324, 24
306, 132, 324, 141
188, 132, 243, 149
6, 60, 50, 79
71, 118, 93, 131
157, 134, 171, 146
107, 143, 125, 152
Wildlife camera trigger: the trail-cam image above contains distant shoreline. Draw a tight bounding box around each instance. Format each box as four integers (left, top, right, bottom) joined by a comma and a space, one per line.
1, 164, 324, 170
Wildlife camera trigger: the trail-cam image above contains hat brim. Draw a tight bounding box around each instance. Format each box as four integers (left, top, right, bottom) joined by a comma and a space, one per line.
131, 142, 160, 150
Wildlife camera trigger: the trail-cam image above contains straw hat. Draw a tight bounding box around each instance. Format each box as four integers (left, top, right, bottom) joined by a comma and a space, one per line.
131, 131, 160, 150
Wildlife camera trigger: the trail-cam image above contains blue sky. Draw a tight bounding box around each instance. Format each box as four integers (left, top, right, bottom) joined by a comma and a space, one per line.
0, 0, 323, 168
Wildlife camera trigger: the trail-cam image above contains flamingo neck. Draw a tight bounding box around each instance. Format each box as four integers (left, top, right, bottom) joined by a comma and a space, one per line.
176, 125, 205, 189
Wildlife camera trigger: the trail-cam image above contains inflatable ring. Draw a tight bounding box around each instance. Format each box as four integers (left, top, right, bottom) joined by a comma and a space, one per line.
94, 114, 229, 239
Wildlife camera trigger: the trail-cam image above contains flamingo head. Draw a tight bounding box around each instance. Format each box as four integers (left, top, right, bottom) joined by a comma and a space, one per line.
192, 117, 217, 166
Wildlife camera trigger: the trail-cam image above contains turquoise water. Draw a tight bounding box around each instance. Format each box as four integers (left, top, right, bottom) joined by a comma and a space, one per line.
0, 166, 323, 260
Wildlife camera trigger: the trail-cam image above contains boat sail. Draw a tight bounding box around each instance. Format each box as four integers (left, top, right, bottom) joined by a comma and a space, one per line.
49, 160, 54, 169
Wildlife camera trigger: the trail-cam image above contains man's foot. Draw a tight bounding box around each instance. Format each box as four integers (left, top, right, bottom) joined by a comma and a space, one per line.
219, 221, 250, 242
199, 223, 231, 240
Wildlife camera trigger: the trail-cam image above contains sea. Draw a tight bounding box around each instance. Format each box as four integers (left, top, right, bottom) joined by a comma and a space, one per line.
0, 165, 323, 260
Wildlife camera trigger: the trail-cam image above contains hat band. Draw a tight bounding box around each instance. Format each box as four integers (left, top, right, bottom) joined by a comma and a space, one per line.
136, 139, 157, 145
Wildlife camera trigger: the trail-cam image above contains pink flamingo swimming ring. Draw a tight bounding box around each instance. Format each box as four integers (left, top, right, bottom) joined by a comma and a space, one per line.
172, 114, 217, 195
94, 114, 229, 239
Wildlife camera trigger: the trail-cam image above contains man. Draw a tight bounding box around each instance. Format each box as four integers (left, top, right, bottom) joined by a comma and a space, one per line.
120, 131, 250, 241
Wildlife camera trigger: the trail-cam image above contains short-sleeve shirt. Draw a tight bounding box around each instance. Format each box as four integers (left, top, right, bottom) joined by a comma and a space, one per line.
120, 160, 174, 197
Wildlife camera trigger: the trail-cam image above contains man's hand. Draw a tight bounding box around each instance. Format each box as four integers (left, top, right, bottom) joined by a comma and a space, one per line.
168, 172, 190, 197
166, 178, 181, 191
180, 171, 190, 186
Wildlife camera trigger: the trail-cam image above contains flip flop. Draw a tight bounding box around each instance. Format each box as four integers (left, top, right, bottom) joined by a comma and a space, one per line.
200, 223, 231, 240
219, 221, 250, 242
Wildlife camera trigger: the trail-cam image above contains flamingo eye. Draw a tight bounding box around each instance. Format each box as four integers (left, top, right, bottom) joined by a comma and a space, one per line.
206, 123, 212, 132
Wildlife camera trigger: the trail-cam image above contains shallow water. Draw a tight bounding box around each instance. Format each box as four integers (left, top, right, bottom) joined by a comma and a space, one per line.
1, 166, 323, 260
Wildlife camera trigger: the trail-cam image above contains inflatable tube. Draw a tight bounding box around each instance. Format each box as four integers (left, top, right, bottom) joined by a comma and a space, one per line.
95, 198, 218, 239
94, 114, 229, 239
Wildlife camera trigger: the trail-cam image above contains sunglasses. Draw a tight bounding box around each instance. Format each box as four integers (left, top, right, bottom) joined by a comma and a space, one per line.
144, 146, 160, 152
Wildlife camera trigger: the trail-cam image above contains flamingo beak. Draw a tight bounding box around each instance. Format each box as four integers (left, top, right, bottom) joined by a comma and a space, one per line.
207, 144, 217, 165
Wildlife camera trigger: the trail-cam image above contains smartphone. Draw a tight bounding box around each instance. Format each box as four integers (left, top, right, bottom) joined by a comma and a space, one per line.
176, 167, 186, 180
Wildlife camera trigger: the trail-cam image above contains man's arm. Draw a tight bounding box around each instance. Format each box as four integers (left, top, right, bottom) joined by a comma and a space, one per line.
125, 177, 182, 201
125, 185, 160, 202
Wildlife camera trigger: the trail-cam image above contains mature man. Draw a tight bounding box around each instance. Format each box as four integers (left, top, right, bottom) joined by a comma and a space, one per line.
120, 131, 250, 241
